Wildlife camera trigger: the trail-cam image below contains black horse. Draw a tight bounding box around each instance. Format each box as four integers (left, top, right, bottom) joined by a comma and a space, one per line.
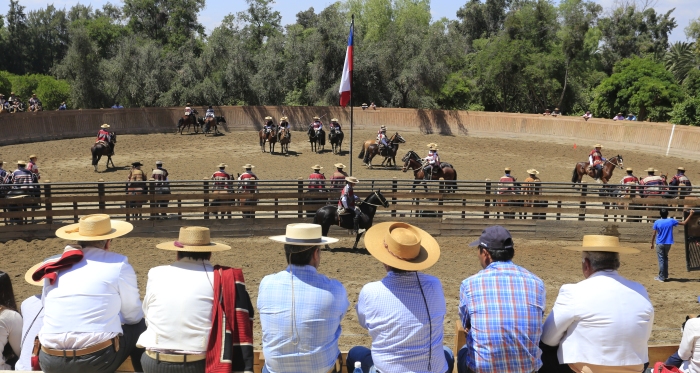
4, 183, 41, 225
91, 133, 117, 172
329, 127, 344, 155
308, 128, 325, 153
313, 190, 389, 250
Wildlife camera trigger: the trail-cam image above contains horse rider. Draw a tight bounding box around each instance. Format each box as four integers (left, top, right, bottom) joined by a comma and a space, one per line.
27, 155, 40, 181
524, 169, 540, 184
331, 163, 348, 191
211, 163, 232, 191
263, 116, 276, 135
640, 168, 665, 197
6, 160, 38, 190
620, 167, 640, 196
278, 116, 290, 140
127, 161, 147, 193
330, 118, 342, 133
338, 176, 362, 233
589, 144, 606, 182
205, 105, 215, 119
96, 123, 114, 155
498, 167, 517, 194
151, 161, 170, 190
184, 102, 197, 121
308, 165, 326, 192
376, 125, 388, 152
669, 166, 692, 198
310, 116, 324, 137
238, 164, 258, 191
0, 161, 7, 184
423, 143, 440, 180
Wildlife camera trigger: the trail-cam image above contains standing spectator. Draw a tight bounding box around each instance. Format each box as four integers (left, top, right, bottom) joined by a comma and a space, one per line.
57, 102, 67, 111
458, 226, 545, 373
651, 209, 694, 282
0, 94, 6, 109
348, 222, 454, 373
552, 107, 561, 117
613, 112, 625, 120
370, 102, 376, 110
111, 103, 124, 109
541, 235, 653, 373
543, 108, 551, 116
0, 161, 7, 184
582, 111, 592, 121
8, 92, 17, 103
625, 113, 637, 121
361, 103, 368, 110
0, 271, 22, 370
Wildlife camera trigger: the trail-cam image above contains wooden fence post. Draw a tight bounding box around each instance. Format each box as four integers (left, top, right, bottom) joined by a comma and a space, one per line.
484, 179, 491, 219
438, 178, 444, 218
556, 200, 562, 220
44, 181, 52, 225
148, 180, 156, 219
391, 178, 397, 217
203, 179, 210, 220
297, 177, 304, 219
579, 182, 588, 221
97, 179, 106, 212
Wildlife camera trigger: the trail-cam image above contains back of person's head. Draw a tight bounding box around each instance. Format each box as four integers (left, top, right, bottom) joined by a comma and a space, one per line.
470, 225, 515, 262
584, 251, 620, 272
0, 271, 17, 312
177, 251, 212, 261
659, 209, 669, 218
284, 244, 318, 266
78, 240, 108, 249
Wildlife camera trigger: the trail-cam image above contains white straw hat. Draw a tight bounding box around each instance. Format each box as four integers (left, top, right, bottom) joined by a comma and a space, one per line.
56, 214, 133, 241
269, 223, 338, 246
156, 227, 230, 252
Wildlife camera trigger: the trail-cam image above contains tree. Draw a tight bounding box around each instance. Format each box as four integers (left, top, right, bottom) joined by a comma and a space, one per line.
238, 0, 282, 49
54, 25, 106, 108
5, 0, 29, 74
26, 5, 69, 74
591, 57, 682, 121
664, 42, 698, 84
124, 0, 204, 50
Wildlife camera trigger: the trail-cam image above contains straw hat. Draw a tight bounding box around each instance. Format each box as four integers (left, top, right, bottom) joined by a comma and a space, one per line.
25, 255, 61, 286
380, 125, 386, 130
242, 164, 255, 169
280, 116, 288, 121
132, 161, 143, 167
101, 124, 110, 129
364, 222, 440, 271
334, 163, 346, 169
645, 168, 655, 173
265, 116, 272, 120
678, 167, 686, 171
527, 169, 539, 175
56, 214, 133, 241
17, 160, 26, 166
563, 235, 639, 254
157, 227, 230, 252
626, 168, 633, 172
346, 176, 359, 183
504, 167, 511, 172
29, 154, 37, 160
313, 116, 320, 120
217, 163, 227, 168
155, 161, 163, 165
269, 223, 338, 246
617, 112, 623, 116
331, 118, 339, 122
594, 144, 603, 148
311, 165, 323, 170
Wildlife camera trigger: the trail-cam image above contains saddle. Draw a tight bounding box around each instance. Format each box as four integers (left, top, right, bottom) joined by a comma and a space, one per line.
96, 140, 109, 146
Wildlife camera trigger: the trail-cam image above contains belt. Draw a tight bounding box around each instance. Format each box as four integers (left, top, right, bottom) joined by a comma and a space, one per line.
145, 350, 206, 363
41, 336, 119, 357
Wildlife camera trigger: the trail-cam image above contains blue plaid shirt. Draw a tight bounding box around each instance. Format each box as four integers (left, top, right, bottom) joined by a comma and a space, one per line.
459, 261, 545, 373
258, 265, 349, 373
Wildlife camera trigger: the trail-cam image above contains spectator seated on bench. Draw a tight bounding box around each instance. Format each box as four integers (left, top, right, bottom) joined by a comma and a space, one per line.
664, 315, 700, 373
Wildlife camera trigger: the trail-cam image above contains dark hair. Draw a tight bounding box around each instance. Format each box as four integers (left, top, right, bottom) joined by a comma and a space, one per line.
388, 266, 413, 274
284, 244, 319, 266
480, 245, 514, 262
660, 209, 669, 218
177, 251, 212, 261
0, 271, 17, 312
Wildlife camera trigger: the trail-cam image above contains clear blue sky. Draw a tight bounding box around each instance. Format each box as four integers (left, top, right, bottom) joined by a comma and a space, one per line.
4, 0, 699, 42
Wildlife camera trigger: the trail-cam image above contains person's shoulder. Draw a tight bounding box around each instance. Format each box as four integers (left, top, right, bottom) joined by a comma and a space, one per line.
0, 308, 22, 323
259, 270, 289, 286
684, 317, 700, 330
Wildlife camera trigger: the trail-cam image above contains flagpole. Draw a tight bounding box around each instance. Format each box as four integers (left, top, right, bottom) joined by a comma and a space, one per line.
349, 14, 355, 176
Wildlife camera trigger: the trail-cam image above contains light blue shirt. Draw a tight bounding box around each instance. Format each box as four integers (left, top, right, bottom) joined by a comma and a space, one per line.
356, 271, 448, 373
258, 265, 349, 373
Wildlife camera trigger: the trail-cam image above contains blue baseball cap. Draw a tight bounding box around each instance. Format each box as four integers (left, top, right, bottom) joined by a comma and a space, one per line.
469, 226, 514, 250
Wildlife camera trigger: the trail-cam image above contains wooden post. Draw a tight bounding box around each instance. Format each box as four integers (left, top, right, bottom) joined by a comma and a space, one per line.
297, 177, 304, 219
73, 201, 78, 223
579, 182, 587, 221
97, 179, 106, 212
148, 180, 156, 219
203, 179, 210, 220
484, 179, 491, 219
391, 178, 397, 217
177, 198, 183, 220
438, 177, 444, 218
556, 201, 562, 221
274, 197, 279, 219
44, 181, 52, 225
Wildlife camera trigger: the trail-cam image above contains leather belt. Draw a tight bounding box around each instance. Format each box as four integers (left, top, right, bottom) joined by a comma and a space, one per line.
145, 350, 206, 363
41, 336, 119, 357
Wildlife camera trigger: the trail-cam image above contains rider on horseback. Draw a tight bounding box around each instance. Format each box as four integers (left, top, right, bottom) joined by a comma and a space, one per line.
308, 165, 326, 191
588, 144, 606, 182
205, 106, 215, 118
310, 116, 324, 138
376, 126, 388, 152
422, 143, 440, 180
96, 124, 114, 156
338, 176, 361, 233
330, 118, 342, 133
331, 163, 348, 191
6, 160, 38, 189
212, 163, 232, 191
238, 164, 258, 191
620, 168, 640, 195
27, 155, 40, 181
640, 168, 665, 197
184, 103, 197, 123
127, 161, 147, 193
669, 167, 692, 197
264, 116, 275, 134
0, 161, 7, 184
278, 116, 290, 140
498, 167, 516, 194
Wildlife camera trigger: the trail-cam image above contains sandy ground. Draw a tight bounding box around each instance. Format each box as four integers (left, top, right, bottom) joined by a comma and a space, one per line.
0, 130, 698, 183
2, 235, 698, 349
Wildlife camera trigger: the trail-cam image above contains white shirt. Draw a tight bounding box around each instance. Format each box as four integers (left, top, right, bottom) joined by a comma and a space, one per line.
0, 308, 22, 370
40, 246, 143, 349
16, 295, 43, 371
136, 258, 214, 353
679, 318, 700, 373
541, 270, 654, 366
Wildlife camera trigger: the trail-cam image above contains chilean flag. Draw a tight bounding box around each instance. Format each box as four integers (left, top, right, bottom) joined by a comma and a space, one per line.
339, 20, 353, 107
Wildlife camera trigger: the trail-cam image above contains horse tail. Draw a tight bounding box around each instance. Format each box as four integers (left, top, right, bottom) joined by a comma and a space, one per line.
571, 165, 579, 183
358, 147, 365, 159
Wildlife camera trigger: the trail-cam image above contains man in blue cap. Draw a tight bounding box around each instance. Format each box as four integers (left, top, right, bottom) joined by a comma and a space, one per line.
458, 226, 546, 373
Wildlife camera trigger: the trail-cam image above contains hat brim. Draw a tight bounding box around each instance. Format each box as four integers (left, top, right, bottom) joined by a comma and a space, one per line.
55, 220, 133, 240
156, 241, 231, 252
364, 222, 440, 271
25, 256, 61, 286
562, 245, 640, 254
269, 235, 338, 245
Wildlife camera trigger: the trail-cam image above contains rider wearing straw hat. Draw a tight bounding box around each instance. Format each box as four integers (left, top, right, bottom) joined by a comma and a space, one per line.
423, 143, 440, 180
37, 214, 146, 373
264, 116, 275, 134
278, 116, 290, 140
588, 144, 606, 182
347, 222, 454, 373
261, 224, 346, 373
0, 160, 7, 184
6, 160, 37, 190
669, 166, 692, 197
376, 125, 388, 152
541, 235, 653, 373
330, 163, 348, 191
308, 165, 326, 191
640, 168, 665, 196
329, 118, 342, 132
498, 167, 516, 195
137, 227, 254, 373
238, 164, 258, 191
211, 163, 232, 191
338, 177, 362, 233
27, 154, 40, 181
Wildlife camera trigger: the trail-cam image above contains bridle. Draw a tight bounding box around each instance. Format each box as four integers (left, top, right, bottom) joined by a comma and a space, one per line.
603, 156, 624, 170
402, 151, 423, 171
360, 191, 389, 207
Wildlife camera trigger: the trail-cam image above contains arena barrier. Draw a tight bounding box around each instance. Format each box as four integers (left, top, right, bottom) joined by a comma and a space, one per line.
0, 179, 693, 242
0, 106, 697, 158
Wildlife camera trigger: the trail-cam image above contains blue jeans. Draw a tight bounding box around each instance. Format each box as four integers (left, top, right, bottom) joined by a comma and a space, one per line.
656, 243, 672, 280
346, 345, 454, 373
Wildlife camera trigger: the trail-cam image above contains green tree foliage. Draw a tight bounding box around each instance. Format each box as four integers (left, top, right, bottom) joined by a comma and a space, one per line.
54, 25, 106, 108
664, 42, 698, 84
0, 71, 70, 109
124, 0, 204, 50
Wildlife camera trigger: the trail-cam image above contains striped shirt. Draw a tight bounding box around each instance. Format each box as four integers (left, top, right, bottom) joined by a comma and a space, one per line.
258, 265, 348, 373
459, 261, 546, 373
7, 168, 36, 188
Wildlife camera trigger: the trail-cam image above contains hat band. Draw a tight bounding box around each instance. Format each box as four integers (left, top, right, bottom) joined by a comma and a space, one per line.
383, 239, 418, 261
287, 237, 322, 244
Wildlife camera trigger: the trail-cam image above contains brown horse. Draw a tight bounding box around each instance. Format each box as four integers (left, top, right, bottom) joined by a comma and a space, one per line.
177, 114, 199, 134
91, 133, 117, 172
572, 155, 624, 184
401, 150, 458, 192
278, 127, 291, 154
361, 133, 406, 168
259, 128, 277, 153
203, 116, 225, 136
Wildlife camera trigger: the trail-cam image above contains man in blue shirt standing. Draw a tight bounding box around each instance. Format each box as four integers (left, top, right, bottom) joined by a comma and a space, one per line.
651, 209, 694, 282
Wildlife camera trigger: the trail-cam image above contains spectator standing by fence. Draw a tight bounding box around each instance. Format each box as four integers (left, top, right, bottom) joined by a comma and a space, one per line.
652, 209, 694, 282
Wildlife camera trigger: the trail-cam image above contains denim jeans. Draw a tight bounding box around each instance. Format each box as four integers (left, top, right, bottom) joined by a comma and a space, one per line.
346, 345, 454, 373
656, 243, 672, 280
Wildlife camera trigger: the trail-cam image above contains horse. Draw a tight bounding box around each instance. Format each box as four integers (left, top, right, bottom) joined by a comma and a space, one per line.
308, 128, 325, 153
329, 127, 344, 155
313, 190, 389, 250
204, 116, 226, 136
177, 114, 200, 134
278, 127, 291, 154
151, 180, 171, 219
571, 155, 624, 184
211, 185, 233, 219
4, 186, 41, 225
91, 133, 117, 172
401, 150, 458, 193
361, 133, 406, 168
126, 179, 146, 220
259, 128, 278, 153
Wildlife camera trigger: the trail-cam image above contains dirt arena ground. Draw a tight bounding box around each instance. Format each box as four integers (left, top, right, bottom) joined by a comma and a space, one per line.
1, 130, 699, 349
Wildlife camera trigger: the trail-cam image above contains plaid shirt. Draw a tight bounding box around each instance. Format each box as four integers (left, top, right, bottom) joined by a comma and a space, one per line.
459, 261, 546, 373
